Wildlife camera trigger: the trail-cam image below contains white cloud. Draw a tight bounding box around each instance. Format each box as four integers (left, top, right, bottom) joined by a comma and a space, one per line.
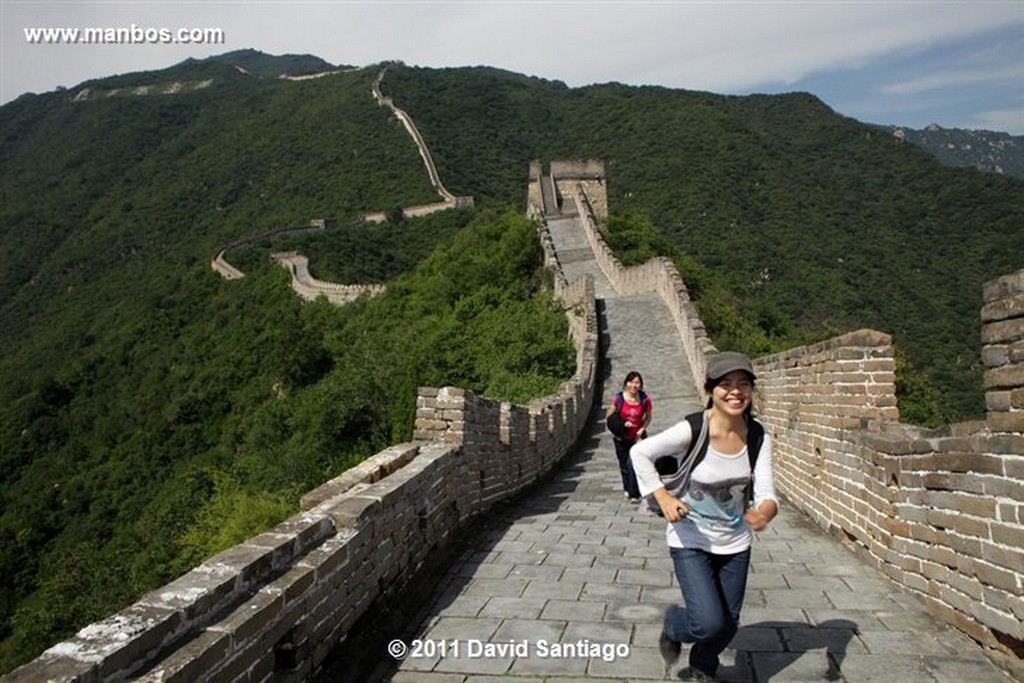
970, 107, 1024, 133
883, 62, 1024, 95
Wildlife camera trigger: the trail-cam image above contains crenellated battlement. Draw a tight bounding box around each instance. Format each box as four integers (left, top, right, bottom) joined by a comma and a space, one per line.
753, 284, 1023, 659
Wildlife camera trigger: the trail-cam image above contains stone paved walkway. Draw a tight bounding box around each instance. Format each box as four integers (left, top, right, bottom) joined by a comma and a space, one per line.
383, 206, 1012, 682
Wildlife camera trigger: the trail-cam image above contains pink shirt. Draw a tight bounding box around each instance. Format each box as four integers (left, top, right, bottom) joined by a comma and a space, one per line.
613, 392, 651, 442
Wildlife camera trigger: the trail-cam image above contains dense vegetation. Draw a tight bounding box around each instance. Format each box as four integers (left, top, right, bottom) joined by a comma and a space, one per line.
0, 58, 573, 672
2, 50, 1021, 671
379, 66, 1024, 424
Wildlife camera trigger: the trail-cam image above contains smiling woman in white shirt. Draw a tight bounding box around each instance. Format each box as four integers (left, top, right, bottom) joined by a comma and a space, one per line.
631, 351, 777, 682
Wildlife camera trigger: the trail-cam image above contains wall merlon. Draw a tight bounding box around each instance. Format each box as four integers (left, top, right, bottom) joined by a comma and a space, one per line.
324, 495, 381, 530
207, 589, 284, 651
983, 269, 1024, 302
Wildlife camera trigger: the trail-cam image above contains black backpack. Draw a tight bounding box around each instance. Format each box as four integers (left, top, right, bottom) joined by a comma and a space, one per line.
607, 390, 648, 439
646, 410, 765, 515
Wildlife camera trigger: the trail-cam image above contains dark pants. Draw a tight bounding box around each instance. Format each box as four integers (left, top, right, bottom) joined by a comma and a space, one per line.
664, 546, 751, 676
613, 437, 641, 498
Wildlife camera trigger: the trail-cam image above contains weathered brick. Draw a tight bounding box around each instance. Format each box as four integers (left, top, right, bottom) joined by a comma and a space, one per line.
972, 560, 1020, 593
990, 521, 1024, 548
980, 292, 1024, 323
136, 628, 231, 683
982, 270, 1024, 302
984, 363, 1024, 390
1, 652, 97, 682
325, 494, 381, 530
952, 515, 990, 539
207, 589, 283, 648
982, 346, 1010, 368
1012, 388, 1024, 409
982, 317, 1024, 345
987, 411, 1024, 433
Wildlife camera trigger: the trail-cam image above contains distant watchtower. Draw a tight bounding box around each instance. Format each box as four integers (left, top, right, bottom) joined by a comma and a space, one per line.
528, 159, 607, 220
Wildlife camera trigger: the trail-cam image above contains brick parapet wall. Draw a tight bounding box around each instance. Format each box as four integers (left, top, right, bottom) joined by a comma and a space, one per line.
5, 213, 598, 682
569, 185, 714, 397
753, 305, 1023, 664
527, 161, 545, 219
271, 253, 386, 305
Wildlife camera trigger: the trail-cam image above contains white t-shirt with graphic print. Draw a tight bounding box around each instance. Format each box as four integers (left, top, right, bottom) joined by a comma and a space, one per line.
631, 417, 777, 554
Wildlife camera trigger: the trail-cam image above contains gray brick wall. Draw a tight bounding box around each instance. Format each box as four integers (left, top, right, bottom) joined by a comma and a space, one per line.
752, 286, 1023, 658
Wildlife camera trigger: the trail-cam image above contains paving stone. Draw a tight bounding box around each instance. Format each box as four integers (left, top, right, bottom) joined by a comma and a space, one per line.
421, 615, 504, 641
541, 599, 608, 622
586, 645, 667, 679
522, 581, 583, 600
580, 582, 642, 603
561, 620, 633, 644
831, 653, 936, 681
479, 596, 548, 619
749, 650, 840, 682
762, 588, 833, 609
593, 554, 648, 570
923, 655, 1014, 682
461, 578, 528, 598
508, 565, 565, 581
615, 567, 674, 587
457, 562, 513, 579
857, 629, 962, 656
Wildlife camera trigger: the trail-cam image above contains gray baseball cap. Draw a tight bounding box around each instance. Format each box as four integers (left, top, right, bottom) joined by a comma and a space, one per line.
705, 351, 756, 381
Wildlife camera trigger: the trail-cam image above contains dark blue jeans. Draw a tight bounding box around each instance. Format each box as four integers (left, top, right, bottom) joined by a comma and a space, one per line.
664, 546, 751, 675
613, 437, 640, 498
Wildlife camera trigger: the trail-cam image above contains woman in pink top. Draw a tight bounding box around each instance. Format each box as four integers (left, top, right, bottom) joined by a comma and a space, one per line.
606, 371, 652, 502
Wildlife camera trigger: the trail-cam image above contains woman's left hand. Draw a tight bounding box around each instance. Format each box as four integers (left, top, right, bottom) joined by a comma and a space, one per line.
744, 506, 771, 532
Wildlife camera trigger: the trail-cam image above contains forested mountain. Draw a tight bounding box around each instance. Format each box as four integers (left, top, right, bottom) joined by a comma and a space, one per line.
2, 51, 1021, 671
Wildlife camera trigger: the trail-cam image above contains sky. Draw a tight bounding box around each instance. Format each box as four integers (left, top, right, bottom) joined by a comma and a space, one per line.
3, 1, 1023, 134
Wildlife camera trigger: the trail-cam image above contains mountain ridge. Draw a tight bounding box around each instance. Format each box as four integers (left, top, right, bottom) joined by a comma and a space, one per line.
22, 49, 1022, 177
883, 122, 1023, 178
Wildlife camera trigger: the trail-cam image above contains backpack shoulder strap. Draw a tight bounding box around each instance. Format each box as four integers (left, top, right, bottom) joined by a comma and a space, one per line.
744, 416, 766, 505
745, 416, 764, 468
645, 410, 709, 515
685, 411, 709, 466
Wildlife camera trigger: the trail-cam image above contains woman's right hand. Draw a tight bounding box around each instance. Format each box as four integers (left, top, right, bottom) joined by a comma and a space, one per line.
653, 488, 689, 522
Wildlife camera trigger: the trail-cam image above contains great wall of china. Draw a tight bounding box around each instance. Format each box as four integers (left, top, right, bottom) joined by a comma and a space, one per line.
209, 65, 473, 299
8, 67, 1021, 682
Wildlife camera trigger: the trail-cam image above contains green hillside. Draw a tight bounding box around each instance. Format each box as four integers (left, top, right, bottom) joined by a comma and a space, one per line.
2, 52, 1021, 671
0, 58, 573, 671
